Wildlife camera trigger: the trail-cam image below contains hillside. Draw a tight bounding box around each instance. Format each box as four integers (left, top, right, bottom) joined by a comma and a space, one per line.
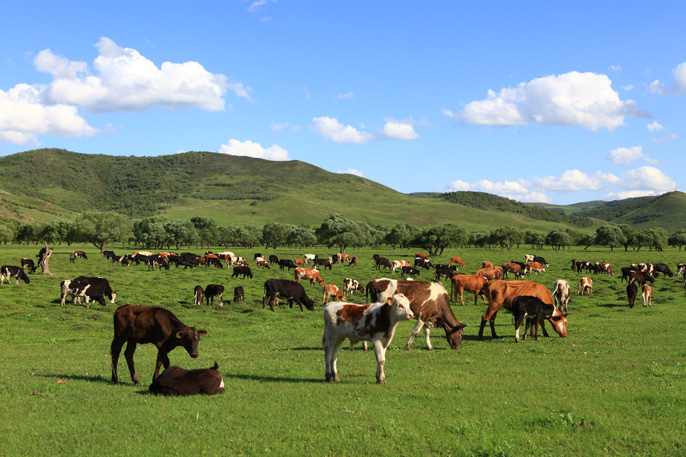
0, 148, 604, 231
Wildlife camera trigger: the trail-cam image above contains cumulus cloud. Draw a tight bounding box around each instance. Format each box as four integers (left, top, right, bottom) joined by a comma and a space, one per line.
218, 139, 290, 160
381, 120, 419, 140
446, 178, 550, 203
622, 166, 675, 191
646, 121, 665, 132
447, 71, 637, 130
654, 134, 677, 143
35, 37, 246, 112
650, 61, 686, 95
0, 84, 96, 145
312, 116, 372, 143
606, 146, 644, 165
337, 168, 364, 177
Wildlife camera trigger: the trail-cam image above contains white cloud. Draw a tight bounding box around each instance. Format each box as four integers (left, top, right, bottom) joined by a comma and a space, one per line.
336, 92, 354, 100
270, 122, 301, 132
533, 169, 621, 191
312, 116, 372, 143
622, 84, 634, 91
337, 168, 364, 177
606, 146, 644, 165
450, 71, 636, 131
646, 121, 666, 132
0, 84, 96, 145
446, 178, 550, 203
605, 190, 659, 200
609, 65, 622, 72
218, 139, 290, 161
674, 62, 686, 93
623, 166, 675, 191
649, 80, 665, 95
248, 0, 272, 12
381, 120, 419, 140
35, 37, 246, 113
654, 134, 677, 143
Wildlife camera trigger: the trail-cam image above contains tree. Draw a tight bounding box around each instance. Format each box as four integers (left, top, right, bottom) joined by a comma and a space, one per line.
191, 216, 218, 249
594, 226, 626, 252
262, 223, 294, 249
635, 227, 668, 252
286, 226, 317, 250
218, 224, 262, 248
545, 230, 572, 250
315, 214, 365, 253
578, 234, 595, 249
524, 230, 545, 249
72, 211, 132, 253
164, 219, 199, 249
410, 224, 466, 256
619, 224, 637, 251
0, 224, 14, 244
489, 226, 523, 251
668, 229, 686, 251
385, 223, 420, 249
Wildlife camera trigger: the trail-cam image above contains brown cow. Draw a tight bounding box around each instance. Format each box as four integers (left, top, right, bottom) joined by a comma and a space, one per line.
501, 262, 524, 279
479, 280, 568, 340
294, 258, 306, 266
366, 279, 468, 350
450, 256, 466, 267
525, 262, 546, 275
475, 267, 502, 280
450, 274, 488, 306
149, 362, 224, 396
578, 277, 593, 296
322, 284, 346, 305
257, 260, 271, 270
415, 253, 428, 259
294, 267, 325, 286
69, 250, 88, 263
110, 305, 207, 385
348, 255, 358, 267
481, 261, 494, 269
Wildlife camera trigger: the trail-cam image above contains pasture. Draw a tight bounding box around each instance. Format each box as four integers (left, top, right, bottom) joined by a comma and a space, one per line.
1, 244, 685, 456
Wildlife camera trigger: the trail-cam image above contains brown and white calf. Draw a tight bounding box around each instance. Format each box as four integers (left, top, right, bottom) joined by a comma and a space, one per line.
193, 286, 204, 306
642, 284, 652, 307
323, 293, 414, 384
343, 278, 364, 296
322, 284, 346, 305
578, 277, 593, 296
391, 260, 411, 272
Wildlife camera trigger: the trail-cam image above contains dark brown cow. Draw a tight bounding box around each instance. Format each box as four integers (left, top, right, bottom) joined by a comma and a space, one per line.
366, 279, 467, 350
149, 362, 224, 396
479, 280, 568, 340
110, 305, 208, 385
501, 262, 524, 279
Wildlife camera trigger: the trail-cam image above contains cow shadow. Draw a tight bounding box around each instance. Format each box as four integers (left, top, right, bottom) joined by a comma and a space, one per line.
598, 302, 629, 308
39, 373, 111, 384
224, 373, 321, 384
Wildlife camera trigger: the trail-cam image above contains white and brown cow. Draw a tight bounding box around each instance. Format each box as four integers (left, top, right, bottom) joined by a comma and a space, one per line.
391, 260, 411, 272
294, 267, 325, 286
323, 293, 414, 384
552, 279, 571, 312
343, 278, 364, 296
322, 284, 346, 305
642, 284, 652, 307
578, 277, 593, 296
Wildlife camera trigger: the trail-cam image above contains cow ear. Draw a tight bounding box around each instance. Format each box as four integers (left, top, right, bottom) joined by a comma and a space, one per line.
198, 329, 208, 337
405, 295, 414, 303
386, 297, 394, 305
175, 330, 184, 339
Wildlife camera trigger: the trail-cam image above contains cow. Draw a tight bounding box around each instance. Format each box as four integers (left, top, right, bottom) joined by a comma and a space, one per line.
20, 258, 36, 273
268, 255, 279, 265
366, 279, 468, 350
578, 277, 593, 296
479, 280, 568, 340
401, 266, 420, 278
525, 262, 546, 275
204, 257, 223, 269
110, 304, 208, 385
375, 257, 392, 270
257, 260, 271, 270
524, 254, 534, 263
595, 262, 613, 275
501, 262, 524, 279
103, 250, 117, 260
339, 253, 351, 263
294, 267, 325, 286
147, 255, 170, 271
512, 296, 556, 343
253, 253, 264, 260
653, 263, 674, 277
678, 263, 686, 277
313, 257, 333, 270
294, 258, 306, 266
234, 286, 245, 303
303, 254, 316, 264
533, 255, 549, 267
414, 257, 433, 270
391, 260, 411, 272
149, 362, 224, 396
262, 279, 315, 312
642, 284, 652, 307
450, 256, 466, 267
204, 284, 224, 306
69, 250, 88, 263
475, 267, 502, 280
434, 264, 458, 281
552, 279, 571, 313
133, 251, 153, 257
343, 278, 364, 296
1, 266, 30, 285
71, 276, 117, 308
323, 293, 414, 384
231, 266, 253, 279
348, 256, 358, 267
481, 261, 494, 269
627, 283, 638, 308
322, 284, 346, 305
415, 253, 428, 259
450, 274, 488, 306
59, 280, 91, 307
279, 259, 297, 270
193, 286, 204, 306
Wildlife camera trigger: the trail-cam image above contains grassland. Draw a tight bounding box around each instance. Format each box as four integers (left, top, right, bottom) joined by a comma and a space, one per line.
1, 243, 685, 456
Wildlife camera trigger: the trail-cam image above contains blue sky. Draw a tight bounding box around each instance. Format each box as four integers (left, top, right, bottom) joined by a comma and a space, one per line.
1, 1, 684, 205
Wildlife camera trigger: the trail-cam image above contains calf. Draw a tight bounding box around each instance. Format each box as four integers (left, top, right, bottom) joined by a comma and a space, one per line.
234, 286, 245, 303
642, 284, 652, 307
343, 278, 364, 296
348, 255, 358, 267
204, 284, 225, 306
627, 283, 638, 308
678, 263, 686, 277
1, 265, 30, 285
512, 295, 556, 343
193, 285, 204, 306
375, 257, 392, 270
435, 264, 458, 281
323, 293, 414, 384
322, 284, 346, 305
149, 362, 224, 396
653, 263, 673, 277
450, 274, 488, 306
20, 258, 36, 273
401, 266, 420, 278
628, 270, 654, 286
59, 279, 91, 307
578, 277, 593, 296
263, 279, 315, 312
257, 260, 271, 270
552, 279, 571, 312
294, 258, 306, 266
268, 255, 279, 265
110, 304, 208, 384
450, 256, 466, 267
231, 266, 253, 279
69, 250, 88, 263
501, 262, 524, 279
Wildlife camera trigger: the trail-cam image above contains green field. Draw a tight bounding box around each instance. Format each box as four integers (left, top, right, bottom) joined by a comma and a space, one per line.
1, 243, 685, 456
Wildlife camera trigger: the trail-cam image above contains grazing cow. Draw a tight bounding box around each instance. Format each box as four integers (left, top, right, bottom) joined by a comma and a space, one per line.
391, 260, 410, 272
71, 276, 116, 308
678, 263, 686, 277
627, 283, 638, 308
642, 284, 652, 307
414, 257, 432, 270
524, 254, 534, 263
512, 296, 556, 343
303, 254, 316, 264
323, 293, 414, 384
294, 258, 306, 266
481, 261, 494, 269
578, 277, 593, 296
450, 274, 488, 306
234, 286, 245, 303
69, 250, 88, 263
571, 258, 580, 271
110, 304, 208, 384
595, 262, 613, 275
653, 263, 674, 277
322, 284, 346, 305
263, 279, 315, 312
628, 270, 654, 286
193, 286, 204, 306
339, 253, 351, 263
313, 257, 333, 270
59, 280, 91, 307
253, 253, 264, 260
348, 256, 358, 267
231, 266, 253, 279
1, 265, 31, 285
268, 255, 279, 265
278, 259, 296, 270
294, 267, 325, 286
103, 250, 117, 260
149, 362, 224, 396
204, 284, 224, 306
525, 262, 546, 275
20, 258, 36, 273
375, 257, 392, 270
133, 251, 153, 257
533, 255, 549, 267
552, 279, 571, 313
401, 266, 420, 278
257, 260, 271, 270
501, 262, 525, 279
434, 264, 458, 281
450, 256, 466, 267
479, 280, 568, 340
343, 278, 364, 296
366, 279, 468, 350
177, 256, 200, 269
475, 267, 502, 280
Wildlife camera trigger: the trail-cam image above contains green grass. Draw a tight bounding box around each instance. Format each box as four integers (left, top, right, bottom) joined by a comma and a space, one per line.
1, 243, 685, 456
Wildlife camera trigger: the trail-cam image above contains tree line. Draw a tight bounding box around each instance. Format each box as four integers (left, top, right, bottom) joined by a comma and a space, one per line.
1, 212, 685, 254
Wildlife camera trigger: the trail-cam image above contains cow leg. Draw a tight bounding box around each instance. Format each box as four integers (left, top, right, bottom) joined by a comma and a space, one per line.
538, 319, 550, 337
123, 341, 140, 385
373, 340, 387, 384
515, 316, 524, 343
325, 337, 344, 382
154, 350, 171, 382
406, 317, 427, 350
110, 337, 126, 383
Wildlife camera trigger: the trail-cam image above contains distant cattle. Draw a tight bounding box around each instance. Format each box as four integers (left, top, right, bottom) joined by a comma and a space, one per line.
401, 266, 420, 278
595, 262, 613, 275
627, 283, 638, 308
233, 286, 245, 303
512, 296, 557, 343
653, 263, 674, 277
279, 259, 297, 270
149, 362, 224, 396
20, 258, 37, 273
204, 284, 225, 306
262, 279, 315, 312
414, 257, 433, 270
1, 265, 30, 285
231, 266, 253, 279
313, 257, 333, 270
323, 293, 414, 384
343, 278, 364, 296
391, 260, 411, 272
578, 277, 593, 296
475, 267, 502, 281
552, 279, 571, 313
110, 304, 207, 384
532, 255, 548, 267
450, 274, 488, 306
450, 256, 466, 267
434, 264, 458, 281
294, 258, 306, 266
69, 250, 88, 263
193, 286, 204, 306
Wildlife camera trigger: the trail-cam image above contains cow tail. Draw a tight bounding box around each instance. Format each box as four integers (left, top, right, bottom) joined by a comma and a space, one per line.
365, 282, 370, 304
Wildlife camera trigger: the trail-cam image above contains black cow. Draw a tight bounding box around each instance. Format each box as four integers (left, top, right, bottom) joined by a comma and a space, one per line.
20, 258, 37, 273
375, 257, 392, 270
313, 257, 333, 270
268, 255, 279, 265
627, 283, 638, 309
0, 265, 30, 285
110, 304, 208, 384
205, 257, 223, 269
435, 264, 458, 281
653, 263, 674, 277
512, 295, 556, 343
71, 276, 116, 308
204, 284, 224, 306
234, 286, 245, 303
232, 266, 253, 279
177, 256, 200, 269
146, 255, 170, 271
103, 250, 117, 260
262, 279, 315, 312
414, 257, 433, 270
533, 255, 548, 267
401, 266, 420, 277
149, 362, 225, 396
279, 259, 297, 270
253, 253, 264, 260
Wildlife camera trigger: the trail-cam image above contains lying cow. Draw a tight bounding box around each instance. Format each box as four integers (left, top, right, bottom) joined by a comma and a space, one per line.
149, 362, 224, 396
323, 293, 414, 384
512, 295, 556, 343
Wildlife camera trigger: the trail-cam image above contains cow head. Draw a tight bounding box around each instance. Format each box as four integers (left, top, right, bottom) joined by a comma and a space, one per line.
176, 327, 208, 358
547, 314, 568, 337
446, 321, 469, 349
303, 297, 315, 312
19, 270, 30, 284
388, 293, 414, 321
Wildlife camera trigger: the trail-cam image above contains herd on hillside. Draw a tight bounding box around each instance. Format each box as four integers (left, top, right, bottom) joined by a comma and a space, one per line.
3, 247, 686, 394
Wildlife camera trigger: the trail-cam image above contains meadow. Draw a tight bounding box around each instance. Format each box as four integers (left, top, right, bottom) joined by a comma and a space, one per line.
0, 243, 685, 456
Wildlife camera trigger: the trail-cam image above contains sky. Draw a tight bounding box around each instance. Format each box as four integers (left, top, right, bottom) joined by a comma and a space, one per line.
1, 1, 684, 205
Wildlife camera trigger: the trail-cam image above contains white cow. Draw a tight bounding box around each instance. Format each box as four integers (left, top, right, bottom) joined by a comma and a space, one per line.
552, 279, 571, 312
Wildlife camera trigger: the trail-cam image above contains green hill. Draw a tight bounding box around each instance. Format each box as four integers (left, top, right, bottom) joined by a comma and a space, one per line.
0, 148, 609, 232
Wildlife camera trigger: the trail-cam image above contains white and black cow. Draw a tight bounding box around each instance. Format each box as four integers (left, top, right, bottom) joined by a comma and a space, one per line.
20, 258, 37, 273
323, 293, 414, 384
71, 276, 116, 308
59, 279, 91, 306
1, 265, 30, 285
262, 279, 315, 312
512, 295, 556, 343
